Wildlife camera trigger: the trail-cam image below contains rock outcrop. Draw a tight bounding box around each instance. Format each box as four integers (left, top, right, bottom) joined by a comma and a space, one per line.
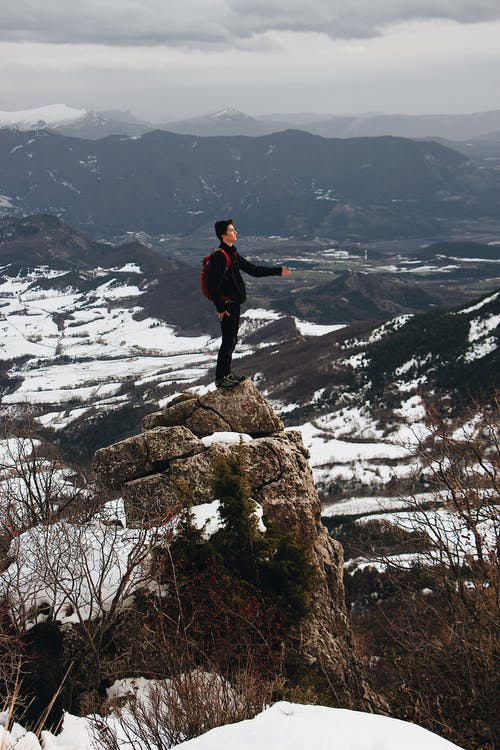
93, 380, 377, 709
142, 385, 284, 437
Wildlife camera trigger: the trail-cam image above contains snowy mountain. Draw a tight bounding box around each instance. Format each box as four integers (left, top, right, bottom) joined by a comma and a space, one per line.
53, 110, 152, 139
209, 107, 255, 121
5, 104, 500, 143
0, 104, 87, 130
161, 107, 274, 136
0, 104, 152, 140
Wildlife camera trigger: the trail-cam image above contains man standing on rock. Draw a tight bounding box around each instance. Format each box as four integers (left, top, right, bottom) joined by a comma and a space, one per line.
208, 219, 291, 388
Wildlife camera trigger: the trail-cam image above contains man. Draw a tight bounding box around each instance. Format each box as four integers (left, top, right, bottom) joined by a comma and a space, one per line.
208, 219, 291, 388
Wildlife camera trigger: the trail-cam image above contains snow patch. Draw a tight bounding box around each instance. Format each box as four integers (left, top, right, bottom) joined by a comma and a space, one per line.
459, 291, 499, 315
171, 701, 464, 750
294, 319, 346, 336
201, 432, 253, 447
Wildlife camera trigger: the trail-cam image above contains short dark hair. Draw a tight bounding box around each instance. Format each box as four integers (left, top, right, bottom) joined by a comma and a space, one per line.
214, 219, 233, 241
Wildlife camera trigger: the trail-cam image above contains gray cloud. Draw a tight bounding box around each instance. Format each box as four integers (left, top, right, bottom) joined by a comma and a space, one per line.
2, 0, 500, 46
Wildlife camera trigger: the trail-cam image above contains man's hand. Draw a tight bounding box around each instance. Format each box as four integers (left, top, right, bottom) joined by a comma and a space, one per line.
281, 267, 291, 277
217, 310, 230, 320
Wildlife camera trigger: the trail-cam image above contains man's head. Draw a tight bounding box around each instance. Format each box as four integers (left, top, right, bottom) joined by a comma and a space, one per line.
214, 219, 237, 246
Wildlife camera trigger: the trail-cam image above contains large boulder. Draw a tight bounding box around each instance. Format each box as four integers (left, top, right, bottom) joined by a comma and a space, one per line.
142, 380, 283, 437
93, 426, 204, 488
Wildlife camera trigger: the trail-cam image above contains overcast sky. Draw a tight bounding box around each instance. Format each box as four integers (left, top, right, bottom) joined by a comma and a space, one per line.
1, 1, 500, 121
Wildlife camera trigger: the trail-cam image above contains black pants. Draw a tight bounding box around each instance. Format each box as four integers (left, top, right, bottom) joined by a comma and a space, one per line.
215, 302, 240, 381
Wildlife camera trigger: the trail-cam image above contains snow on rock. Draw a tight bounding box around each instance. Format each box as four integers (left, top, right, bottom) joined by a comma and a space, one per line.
201, 431, 253, 447
171, 701, 464, 750
190, 499, 266, 538
191, 500, 222, 538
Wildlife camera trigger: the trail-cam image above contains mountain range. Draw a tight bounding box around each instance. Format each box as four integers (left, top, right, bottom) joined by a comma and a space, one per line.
3, 104, 500, 142
1, 127, 498, 241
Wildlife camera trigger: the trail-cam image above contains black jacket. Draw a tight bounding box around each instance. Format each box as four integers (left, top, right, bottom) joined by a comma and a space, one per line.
207, 242, 282, 313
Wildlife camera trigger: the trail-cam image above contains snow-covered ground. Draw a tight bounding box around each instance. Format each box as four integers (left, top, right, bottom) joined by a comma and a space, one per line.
171, 702, 463, 750
0, 700, 464, 750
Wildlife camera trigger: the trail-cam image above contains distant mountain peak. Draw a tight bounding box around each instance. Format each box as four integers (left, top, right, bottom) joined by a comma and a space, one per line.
208, 108, 254, 121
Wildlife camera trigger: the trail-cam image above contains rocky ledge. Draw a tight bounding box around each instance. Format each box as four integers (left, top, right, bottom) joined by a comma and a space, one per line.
93, 379, 377, 710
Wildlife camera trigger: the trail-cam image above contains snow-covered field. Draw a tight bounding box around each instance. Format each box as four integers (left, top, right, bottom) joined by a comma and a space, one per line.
290, 397, 429, 496
0, 266, 217, 426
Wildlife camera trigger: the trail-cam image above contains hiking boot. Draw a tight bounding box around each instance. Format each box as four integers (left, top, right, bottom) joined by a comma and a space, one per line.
215, 375, 239, 389
229, 373, 247, 382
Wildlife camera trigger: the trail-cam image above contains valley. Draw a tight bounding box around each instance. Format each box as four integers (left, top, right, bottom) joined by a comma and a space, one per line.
0, 217, 497, 561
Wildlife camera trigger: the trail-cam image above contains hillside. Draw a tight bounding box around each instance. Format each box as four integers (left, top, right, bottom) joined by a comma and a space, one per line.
271, 270, 439, 323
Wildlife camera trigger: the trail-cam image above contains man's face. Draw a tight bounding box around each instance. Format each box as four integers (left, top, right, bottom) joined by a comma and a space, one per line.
222, 224, 237, 245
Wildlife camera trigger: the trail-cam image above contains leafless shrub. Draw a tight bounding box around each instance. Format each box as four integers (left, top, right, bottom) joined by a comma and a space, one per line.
350, 394, 500, 749
0, 417, 94, 541
91, 666, 276, 750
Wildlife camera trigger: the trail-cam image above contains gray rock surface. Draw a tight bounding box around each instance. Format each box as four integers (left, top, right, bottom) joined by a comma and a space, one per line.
143, 380, 283, 437
93, 425, 204, 488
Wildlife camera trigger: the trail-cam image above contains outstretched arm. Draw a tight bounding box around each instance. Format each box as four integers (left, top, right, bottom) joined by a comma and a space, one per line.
238, 254, 291, 278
